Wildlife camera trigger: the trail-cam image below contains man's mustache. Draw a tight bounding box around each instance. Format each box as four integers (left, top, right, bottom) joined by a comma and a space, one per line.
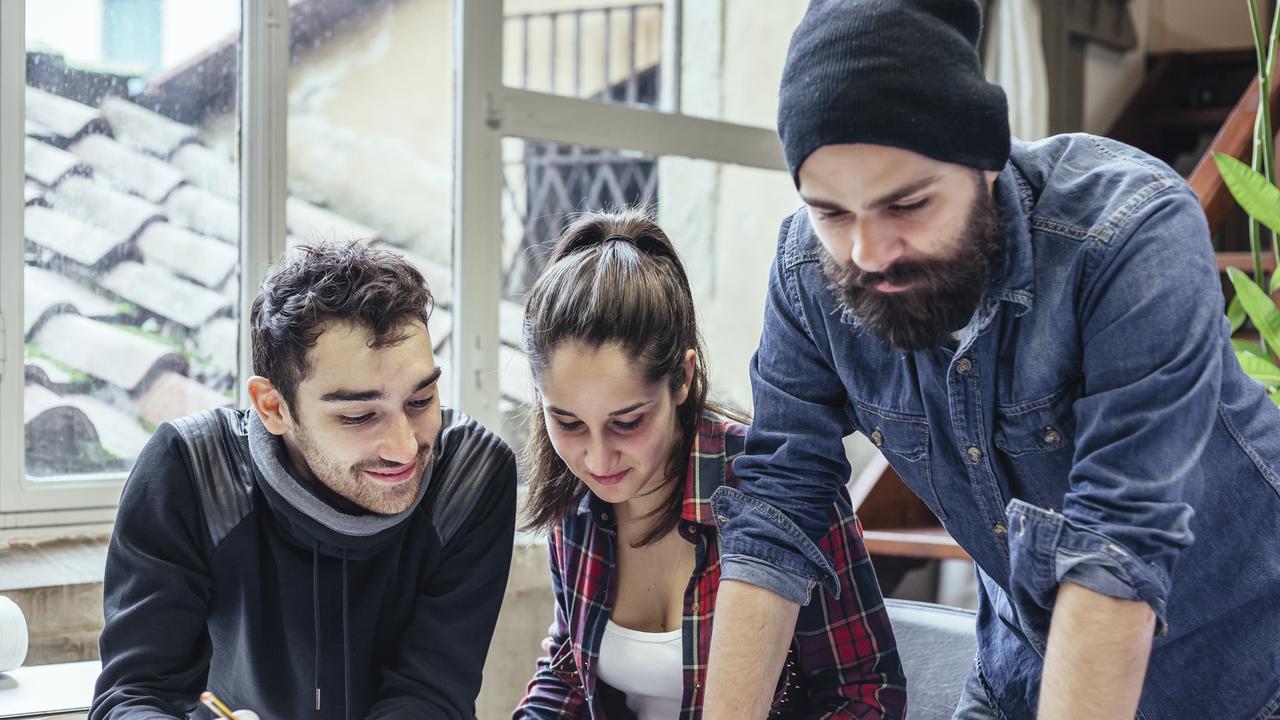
847, 258, 948, 290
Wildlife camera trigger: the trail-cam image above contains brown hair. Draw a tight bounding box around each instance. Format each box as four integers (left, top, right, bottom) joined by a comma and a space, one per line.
520, 208, 743, 547
250, 241, 433, 411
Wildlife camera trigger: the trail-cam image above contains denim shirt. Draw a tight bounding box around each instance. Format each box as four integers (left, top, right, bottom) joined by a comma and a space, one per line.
715, 134, 1280, 720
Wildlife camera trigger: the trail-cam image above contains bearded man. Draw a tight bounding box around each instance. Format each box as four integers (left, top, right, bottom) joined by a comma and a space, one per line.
702, 1, 1280, 719
90, 242, 516, 720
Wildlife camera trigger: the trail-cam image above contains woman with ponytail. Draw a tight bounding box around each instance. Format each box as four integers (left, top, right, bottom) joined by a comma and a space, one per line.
513, 209, 906, 719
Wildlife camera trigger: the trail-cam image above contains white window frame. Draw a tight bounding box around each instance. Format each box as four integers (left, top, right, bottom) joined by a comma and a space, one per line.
0, 0, 289, 533
450, 0, 788, 432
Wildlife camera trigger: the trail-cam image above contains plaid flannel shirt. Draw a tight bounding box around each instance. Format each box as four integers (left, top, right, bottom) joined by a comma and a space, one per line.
514, 415, 907, 719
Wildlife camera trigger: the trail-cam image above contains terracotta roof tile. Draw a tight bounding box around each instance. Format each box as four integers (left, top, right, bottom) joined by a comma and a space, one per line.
25, 358, 78, 390
24, 204, 129, 267
133, 371, 232, 426
24, 137, 88, 188
99, 261, 233, 329
24, 265, 118, 336
164, 184, 238, 242
288, 196, 379, 243
170, 142, 238, 199
100, 96, 197, 158
135, 221, 239, 289
25, 182, 46, 206
48, 174, 163, 240
196, 317, 238, 375
376, 243, 453, 306
25, 87, 103, 143
69, 133, 186, 203
33, 314, 187, 393
25, 384, 152, 462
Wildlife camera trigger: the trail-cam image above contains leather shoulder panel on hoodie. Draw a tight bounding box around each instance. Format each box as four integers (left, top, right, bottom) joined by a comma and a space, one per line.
426, 407, 516, 546
169, 407, 256, 548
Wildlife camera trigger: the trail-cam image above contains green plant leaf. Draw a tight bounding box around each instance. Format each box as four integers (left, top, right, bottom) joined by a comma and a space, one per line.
1215, 152, 1280, 236
1233, 338, 1268, 357
1228, 266, 1280, 349
1272, 389, 1280, 406
1229, 295, 1248, 333
1238, 350, 1280, 387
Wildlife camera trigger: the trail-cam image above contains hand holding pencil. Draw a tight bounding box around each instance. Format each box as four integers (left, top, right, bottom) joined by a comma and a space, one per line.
200, 691, 261, 720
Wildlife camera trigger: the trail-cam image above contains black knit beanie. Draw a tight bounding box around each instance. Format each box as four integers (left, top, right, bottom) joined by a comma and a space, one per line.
777, 0, 1010, 183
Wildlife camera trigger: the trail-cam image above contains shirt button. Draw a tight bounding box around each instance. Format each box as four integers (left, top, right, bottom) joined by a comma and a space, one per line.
993, 522, 1008, 536
1043, 427, 1061, 445
870, 428, 884, 447
694, 682, 702, 690
599, 511, 609, 522
691, 601, 700, 611
955, 357, 972, 374
967, 446, 983, 463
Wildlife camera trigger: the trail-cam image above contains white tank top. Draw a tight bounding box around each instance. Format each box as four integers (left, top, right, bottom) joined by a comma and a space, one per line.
595, 620, 684, 719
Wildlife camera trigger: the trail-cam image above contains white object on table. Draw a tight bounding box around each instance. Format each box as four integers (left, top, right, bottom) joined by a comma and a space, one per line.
0, 660, 100, 719
0, 598, 28, 674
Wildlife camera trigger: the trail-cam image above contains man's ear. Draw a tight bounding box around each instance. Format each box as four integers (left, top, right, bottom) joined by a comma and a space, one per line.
247, 376, 291, 436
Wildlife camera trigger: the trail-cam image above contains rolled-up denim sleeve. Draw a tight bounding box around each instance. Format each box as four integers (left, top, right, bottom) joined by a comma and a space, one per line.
1007, 188, 1218, 635
717, 213, 855, 605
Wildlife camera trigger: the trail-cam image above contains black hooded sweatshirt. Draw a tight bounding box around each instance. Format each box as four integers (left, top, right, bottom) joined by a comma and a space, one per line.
90, 407, 516, 720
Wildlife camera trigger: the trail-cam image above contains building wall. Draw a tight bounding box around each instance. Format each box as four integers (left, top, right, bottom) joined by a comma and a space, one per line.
1148, 0, 1254, 53
1083, 0, 1152, 135
26, 0, 239, 73
285, 0, 455, 263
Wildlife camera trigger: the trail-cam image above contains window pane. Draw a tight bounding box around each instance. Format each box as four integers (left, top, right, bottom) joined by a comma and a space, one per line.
23, 2, 241, 478
499, 138, 796, 451
285, 1, 456, 404
679, 1, 806, 128
503, 1, 664, 109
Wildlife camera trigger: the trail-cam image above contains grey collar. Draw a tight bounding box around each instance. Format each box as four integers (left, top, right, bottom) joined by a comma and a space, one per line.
246, 410, 433, 537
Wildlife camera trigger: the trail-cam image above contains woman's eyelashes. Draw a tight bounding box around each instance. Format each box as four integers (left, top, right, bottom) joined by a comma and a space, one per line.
553, 415, 645, 433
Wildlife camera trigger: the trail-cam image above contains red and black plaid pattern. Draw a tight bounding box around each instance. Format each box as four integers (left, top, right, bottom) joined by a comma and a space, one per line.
514, 416, 907, 719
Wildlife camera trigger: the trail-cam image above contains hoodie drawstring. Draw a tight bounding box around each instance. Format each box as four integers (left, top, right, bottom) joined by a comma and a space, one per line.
313, 544, 322, 712
312, 546, 352, 719
342, 551, 351, 720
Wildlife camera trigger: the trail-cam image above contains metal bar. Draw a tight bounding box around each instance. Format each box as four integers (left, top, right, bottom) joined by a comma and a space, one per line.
240, 0, 289, 408
627, 5, 638, 105
603, 7, 612, 102
522, 14, 531, 90
0, 0, 26, 514
497, 87, 786, 171
660, 0, 681, 113
549, 12, 558, 94
453, 0, 504, 430
574, 11, 583, 97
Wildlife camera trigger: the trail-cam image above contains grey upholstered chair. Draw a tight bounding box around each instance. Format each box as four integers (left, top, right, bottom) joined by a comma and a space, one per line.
884, 598, 978, 720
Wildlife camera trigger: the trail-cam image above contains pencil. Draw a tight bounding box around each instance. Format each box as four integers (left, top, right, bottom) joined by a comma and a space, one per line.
200, 691, 236, 719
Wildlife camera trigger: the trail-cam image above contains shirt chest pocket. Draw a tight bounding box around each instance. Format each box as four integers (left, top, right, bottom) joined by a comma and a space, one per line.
853, 403, 947, 519
993, 382, 1078, 509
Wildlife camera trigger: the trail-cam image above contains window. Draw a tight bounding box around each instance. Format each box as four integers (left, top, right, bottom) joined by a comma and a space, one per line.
2, 0, 246, 525
1, 0, 802, 530
455, 0, 790, 454
285, 0, 456, 405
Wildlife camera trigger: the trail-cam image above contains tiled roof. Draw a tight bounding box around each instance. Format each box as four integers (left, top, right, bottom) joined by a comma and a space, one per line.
21, 83, 456, 476
21, 57, 539, 475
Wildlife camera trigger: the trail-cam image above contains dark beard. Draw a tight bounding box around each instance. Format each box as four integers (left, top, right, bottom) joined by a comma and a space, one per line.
821, 177, 1002, 352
